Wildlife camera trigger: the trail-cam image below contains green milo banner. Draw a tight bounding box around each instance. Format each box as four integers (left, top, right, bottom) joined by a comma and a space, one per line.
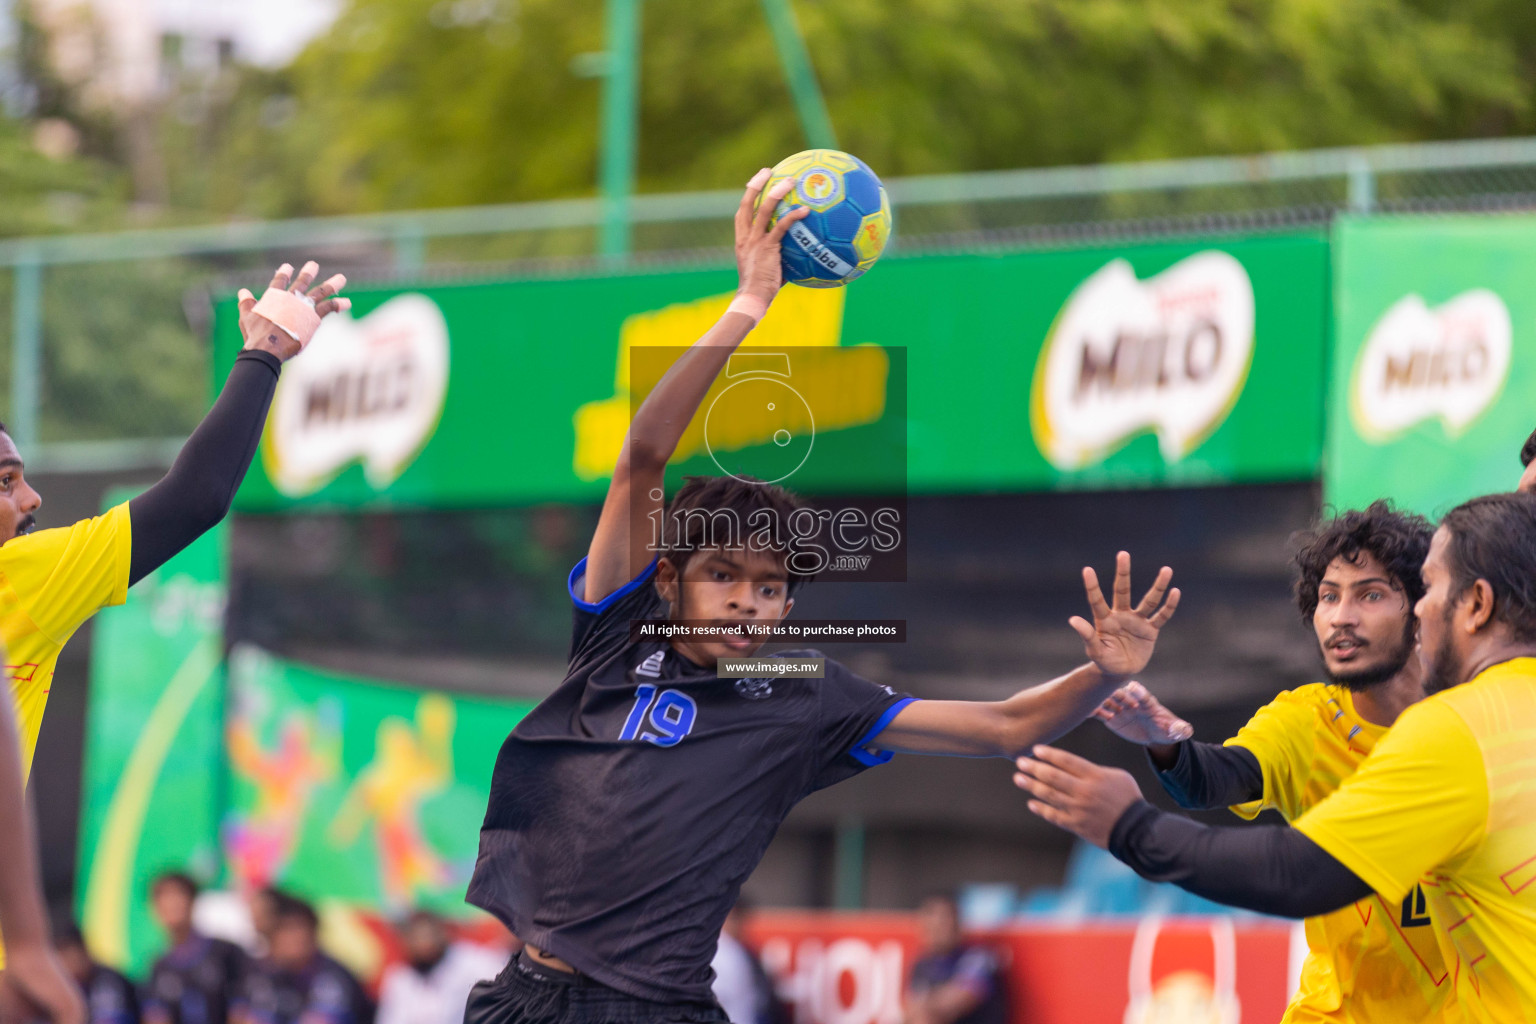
222, 646, 534, 915
1327, 215, 1536, 515
76, 492, 227, 975
214, 233, 1329, 510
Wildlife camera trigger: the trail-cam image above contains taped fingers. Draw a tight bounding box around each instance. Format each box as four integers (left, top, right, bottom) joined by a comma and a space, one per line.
252, 287, 322, 346
308, 273, 347, 302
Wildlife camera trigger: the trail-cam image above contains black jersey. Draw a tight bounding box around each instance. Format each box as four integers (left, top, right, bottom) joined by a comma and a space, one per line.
467, 557, 914, 1004
83, 963, 141, 1024
143, 933, 249, 1024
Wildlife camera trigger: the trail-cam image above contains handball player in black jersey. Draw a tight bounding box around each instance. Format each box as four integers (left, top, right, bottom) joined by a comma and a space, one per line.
463, 169, 1188, 1024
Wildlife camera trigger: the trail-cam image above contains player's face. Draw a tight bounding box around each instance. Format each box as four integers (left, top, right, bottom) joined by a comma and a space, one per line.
1416, 529, 1467, 695
917, 897, 961, 954
150, 884, 193, 935
657, 546, 794, 663
0, 433, 41, 545
1313, 552, 1415, 690
270, 919, 317, 970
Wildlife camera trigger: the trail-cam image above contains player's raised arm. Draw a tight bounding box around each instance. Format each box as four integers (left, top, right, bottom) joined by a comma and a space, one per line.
867, 553, 1182, 759
581, 171, 809, 603
126, 262, 350, 584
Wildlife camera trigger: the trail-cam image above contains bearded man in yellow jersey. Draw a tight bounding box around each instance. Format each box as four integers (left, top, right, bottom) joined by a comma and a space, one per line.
1015, 490, 1536, 1024
0, 262, 349, 1017
1093, 501, 1451, 1023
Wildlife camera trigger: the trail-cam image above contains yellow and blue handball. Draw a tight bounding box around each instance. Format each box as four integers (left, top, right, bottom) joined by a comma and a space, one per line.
757, 149, 892, 288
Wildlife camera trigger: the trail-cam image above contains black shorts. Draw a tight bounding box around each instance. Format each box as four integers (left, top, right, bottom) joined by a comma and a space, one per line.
464, 952, 731, 1024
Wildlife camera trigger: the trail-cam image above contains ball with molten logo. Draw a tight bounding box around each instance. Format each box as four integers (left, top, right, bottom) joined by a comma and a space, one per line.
755, 149, 892, 288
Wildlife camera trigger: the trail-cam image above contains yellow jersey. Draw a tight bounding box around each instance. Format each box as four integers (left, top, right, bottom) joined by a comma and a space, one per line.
1297, 658, 1536, 1024
1226, 683, 1454, 1023
0, 502, 131, 777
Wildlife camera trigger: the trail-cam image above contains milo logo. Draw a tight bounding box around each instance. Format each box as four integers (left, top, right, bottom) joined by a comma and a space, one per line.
1350, 289, 1511, 441
263, 293, 450, 496
1030, 251, 1255, 470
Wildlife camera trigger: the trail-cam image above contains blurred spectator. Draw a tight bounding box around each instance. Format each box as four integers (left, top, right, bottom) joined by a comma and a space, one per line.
144, 872, 251, 1024
247, 887, 285, 957
375, 910, 503, 1024
53, 920, 141, 1024
904, 893, 1008, 1024
232, 895, 373, 1024
710, 901, 781, 1024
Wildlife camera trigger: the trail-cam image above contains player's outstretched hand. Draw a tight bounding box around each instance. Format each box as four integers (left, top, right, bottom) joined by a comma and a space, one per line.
0, 942, 85, 1024
1094, 681, 1193, 746
1014, 745, 1143, 850
734, 169, 810, 306
237, 261, 351, 362
1072, 552, 1179, 679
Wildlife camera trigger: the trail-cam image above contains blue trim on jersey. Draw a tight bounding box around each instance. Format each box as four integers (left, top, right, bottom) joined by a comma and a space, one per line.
569, 555, 660, 613
850, 696, 920, 766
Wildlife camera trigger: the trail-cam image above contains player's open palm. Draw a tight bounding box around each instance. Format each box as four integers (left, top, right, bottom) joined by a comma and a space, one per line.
1072, 552, 1179, 679
1093, 681, 1193, 746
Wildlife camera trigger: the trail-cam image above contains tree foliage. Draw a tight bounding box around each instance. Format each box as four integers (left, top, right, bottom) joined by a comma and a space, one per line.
161, 0, 1532, 217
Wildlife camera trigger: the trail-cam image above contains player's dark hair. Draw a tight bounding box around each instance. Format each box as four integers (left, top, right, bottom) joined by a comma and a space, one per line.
1439, 492, 1536, 642
150, 871, 199, 900
660, 475, 816, 594
1292, 500, 1433, 624
1521, 427, 1536, 469
273, 893, 320, 931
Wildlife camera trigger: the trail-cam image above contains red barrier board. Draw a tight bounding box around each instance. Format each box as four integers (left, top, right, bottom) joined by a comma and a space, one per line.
745, 912, 1295, 1024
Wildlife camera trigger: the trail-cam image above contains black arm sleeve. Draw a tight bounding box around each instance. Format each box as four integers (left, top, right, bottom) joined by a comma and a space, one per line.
127, 349, 281, 585
1152, 741, 1264, 810
1108, 801, 1373, 917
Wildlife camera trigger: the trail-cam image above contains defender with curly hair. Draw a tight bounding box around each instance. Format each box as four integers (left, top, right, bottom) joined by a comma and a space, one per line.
1091, 500, 1449, 1024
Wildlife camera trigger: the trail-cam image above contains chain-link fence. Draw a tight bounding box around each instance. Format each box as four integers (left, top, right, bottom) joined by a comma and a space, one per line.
8, 135, 1536, 470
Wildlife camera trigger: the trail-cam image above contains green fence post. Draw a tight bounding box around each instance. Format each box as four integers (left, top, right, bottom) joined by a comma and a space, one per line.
760, 0, 837, 150
599, 0, 642, 260
832, 813, 866, 908
10, 254, 40, 447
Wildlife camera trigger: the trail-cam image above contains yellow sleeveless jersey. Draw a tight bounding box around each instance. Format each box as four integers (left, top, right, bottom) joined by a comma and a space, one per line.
0, 503, 131, 777
1225, 683, 1455, 1023
1297, 659, 1536, 1024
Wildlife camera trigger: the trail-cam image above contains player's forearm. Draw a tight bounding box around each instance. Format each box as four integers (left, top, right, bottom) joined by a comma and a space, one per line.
128, 350, 281, 584
0, 696, 52, 952
623, 312, 756, 470
1152, 741, 1264, 810
1108, 801, 1371, 917
995, 663, 1125, 755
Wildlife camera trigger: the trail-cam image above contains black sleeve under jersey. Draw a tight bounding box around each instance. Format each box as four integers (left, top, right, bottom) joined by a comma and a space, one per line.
1108, 801, 1374, 917
1152, 741, 1265, 811
127, 349, 281, 585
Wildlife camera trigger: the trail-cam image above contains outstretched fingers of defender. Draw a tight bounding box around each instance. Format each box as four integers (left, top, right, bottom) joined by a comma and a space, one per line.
1081, 565, 1111, 621
1111, 550, 1133, 609
237, 288, 257, 316
1134, 565, 1174, 616
290, 260, 320, 294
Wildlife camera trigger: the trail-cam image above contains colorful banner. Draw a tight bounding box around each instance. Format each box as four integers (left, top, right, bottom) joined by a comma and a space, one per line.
1327, 214, 1536, 514
222, 646, 534, 917
745, 911, 1296, 1024
214, 233, 1329, 510
76, 491, 227, 976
